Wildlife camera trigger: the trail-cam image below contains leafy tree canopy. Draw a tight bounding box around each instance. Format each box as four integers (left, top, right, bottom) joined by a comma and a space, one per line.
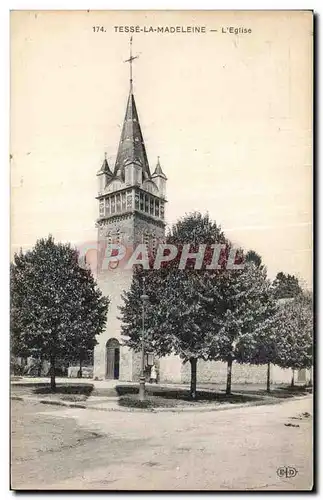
120, 212, 272, 396
11, 236, 109, 387
273, 272, 303, 299
245, 250, 262, 268
274, 292, 313, 370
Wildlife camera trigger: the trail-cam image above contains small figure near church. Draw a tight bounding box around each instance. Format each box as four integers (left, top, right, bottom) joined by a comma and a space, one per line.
150, 364, 157, 384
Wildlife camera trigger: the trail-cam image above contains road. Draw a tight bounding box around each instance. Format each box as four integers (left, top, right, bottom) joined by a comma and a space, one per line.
11, 396, 313, 491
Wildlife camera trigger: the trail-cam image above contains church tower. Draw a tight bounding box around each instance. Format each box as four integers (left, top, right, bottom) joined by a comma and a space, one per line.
94, 39, 167, 381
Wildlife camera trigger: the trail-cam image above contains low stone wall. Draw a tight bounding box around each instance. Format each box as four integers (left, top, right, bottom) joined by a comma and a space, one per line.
159, 355, 182, 383
180, 360, 293, 385
67, 366, 93, 378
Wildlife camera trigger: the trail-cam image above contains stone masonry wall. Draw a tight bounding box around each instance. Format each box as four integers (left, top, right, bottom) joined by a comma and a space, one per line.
180, 360, 294, 385
133, 215, 165, 246
159, 355, 183, 383
94, 212, 165, 381
94, 265, 133, 380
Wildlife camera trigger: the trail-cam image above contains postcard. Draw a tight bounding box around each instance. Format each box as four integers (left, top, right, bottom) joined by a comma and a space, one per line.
10, 10, 313, 491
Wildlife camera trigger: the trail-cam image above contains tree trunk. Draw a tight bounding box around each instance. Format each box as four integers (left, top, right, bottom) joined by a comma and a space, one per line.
37, 353, 44, 377
291, 369, 295, 388
50, 356, 56, 392
190, 358, 197, 400
226, 358, 233, 395
266, 362, 271, 393
79, 358, 83, 378
309, 369, 312, 387
37, 359, 42, 377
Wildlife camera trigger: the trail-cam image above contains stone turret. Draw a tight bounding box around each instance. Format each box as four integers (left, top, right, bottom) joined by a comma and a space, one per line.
151, 156, 167, 199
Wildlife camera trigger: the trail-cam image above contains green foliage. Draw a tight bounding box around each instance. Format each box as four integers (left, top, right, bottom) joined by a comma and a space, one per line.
34, 384, 94, 396
119, 395, 154, 409
120, 213, 227, 363
120, 212, 228, 398
213, 262, 278, 365
245, 250, 262, 268
116, 385, 139, 396
167, 211, 226, 246
273, 272, 303, 299
120, 212, 312, 396
10, 358, 24, 376
118, 389, 261, 408
120, 212, 273, 396
10, 235, 109, 385
274, 293, 313, 370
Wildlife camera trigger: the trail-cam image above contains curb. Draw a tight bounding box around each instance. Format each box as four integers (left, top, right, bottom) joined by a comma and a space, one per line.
11, 396, 87, 409
10, 393, 311, 413
141, 395, 312, 414
10, 395, 243, 413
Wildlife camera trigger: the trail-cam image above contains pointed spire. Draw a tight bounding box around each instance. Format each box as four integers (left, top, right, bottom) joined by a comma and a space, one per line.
114, 41, 150, 181
99, 152, 113, 176
152, 156, 167, 179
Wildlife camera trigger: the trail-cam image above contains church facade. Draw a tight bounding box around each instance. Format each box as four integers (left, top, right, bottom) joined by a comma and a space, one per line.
93, 62, 169, 381
92, 49, 311, 387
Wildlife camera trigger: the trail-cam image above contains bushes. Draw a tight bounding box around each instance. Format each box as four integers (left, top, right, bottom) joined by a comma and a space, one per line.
33, 383, 94, 396
10, 361, 24, 376
119, 395, 154, 409
116, 386, 260, 409
118, 394, 183, 409
116, 385, 139, 396
115, 384, 237, 401
116, 384, 191, 399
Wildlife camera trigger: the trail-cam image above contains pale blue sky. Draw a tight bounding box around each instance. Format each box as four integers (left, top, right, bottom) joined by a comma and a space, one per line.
11, 10, 313, 287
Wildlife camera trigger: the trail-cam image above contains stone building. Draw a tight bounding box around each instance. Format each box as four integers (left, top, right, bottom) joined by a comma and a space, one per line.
93, 50, 311, 387
93, 57, 167, 381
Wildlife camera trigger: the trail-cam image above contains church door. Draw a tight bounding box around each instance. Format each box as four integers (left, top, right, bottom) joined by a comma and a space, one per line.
106, 338, 120, 379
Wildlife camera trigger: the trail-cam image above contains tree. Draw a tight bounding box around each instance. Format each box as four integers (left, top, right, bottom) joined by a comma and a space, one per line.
10, 236, 109, 390
274, 293, 313, 385
120, 212, 279, 398
236, 285, 279, 393
245, 250, 262, 268
273, 272, 302, 299
213, 261, 277, 394
120, 212, 227, 399
121, 212, 279, 398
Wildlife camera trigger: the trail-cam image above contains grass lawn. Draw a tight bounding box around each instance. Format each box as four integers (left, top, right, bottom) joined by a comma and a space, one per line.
116, 383, 312, 409
11, 383, 95, 402
11, 381, 311, 407
117, 385, 264, 409
221, 385, 312, 399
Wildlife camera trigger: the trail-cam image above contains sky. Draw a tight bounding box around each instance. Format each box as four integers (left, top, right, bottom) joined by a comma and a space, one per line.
10, 10, 313, 287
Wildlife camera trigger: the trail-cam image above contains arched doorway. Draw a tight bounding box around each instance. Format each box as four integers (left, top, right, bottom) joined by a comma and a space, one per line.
106, 338, 120, 379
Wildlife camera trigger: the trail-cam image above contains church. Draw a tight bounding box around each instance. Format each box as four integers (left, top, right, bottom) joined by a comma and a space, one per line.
93, 39, 167, 382
93, 42, 311, 387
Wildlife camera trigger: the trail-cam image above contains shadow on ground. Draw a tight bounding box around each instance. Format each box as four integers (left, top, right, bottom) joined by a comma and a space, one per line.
11, 383, 95, 402
229, 385, 312, 399
11, 380, 311, 407
117, 385, 269, 409
33, 384, 94, 396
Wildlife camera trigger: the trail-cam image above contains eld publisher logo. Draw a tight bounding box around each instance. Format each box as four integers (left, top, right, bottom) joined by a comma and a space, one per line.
276, 466, 298, 479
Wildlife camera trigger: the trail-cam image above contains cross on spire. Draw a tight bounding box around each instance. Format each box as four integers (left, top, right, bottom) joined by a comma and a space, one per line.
115, 39, 151, 180
124, 36, 139, 92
